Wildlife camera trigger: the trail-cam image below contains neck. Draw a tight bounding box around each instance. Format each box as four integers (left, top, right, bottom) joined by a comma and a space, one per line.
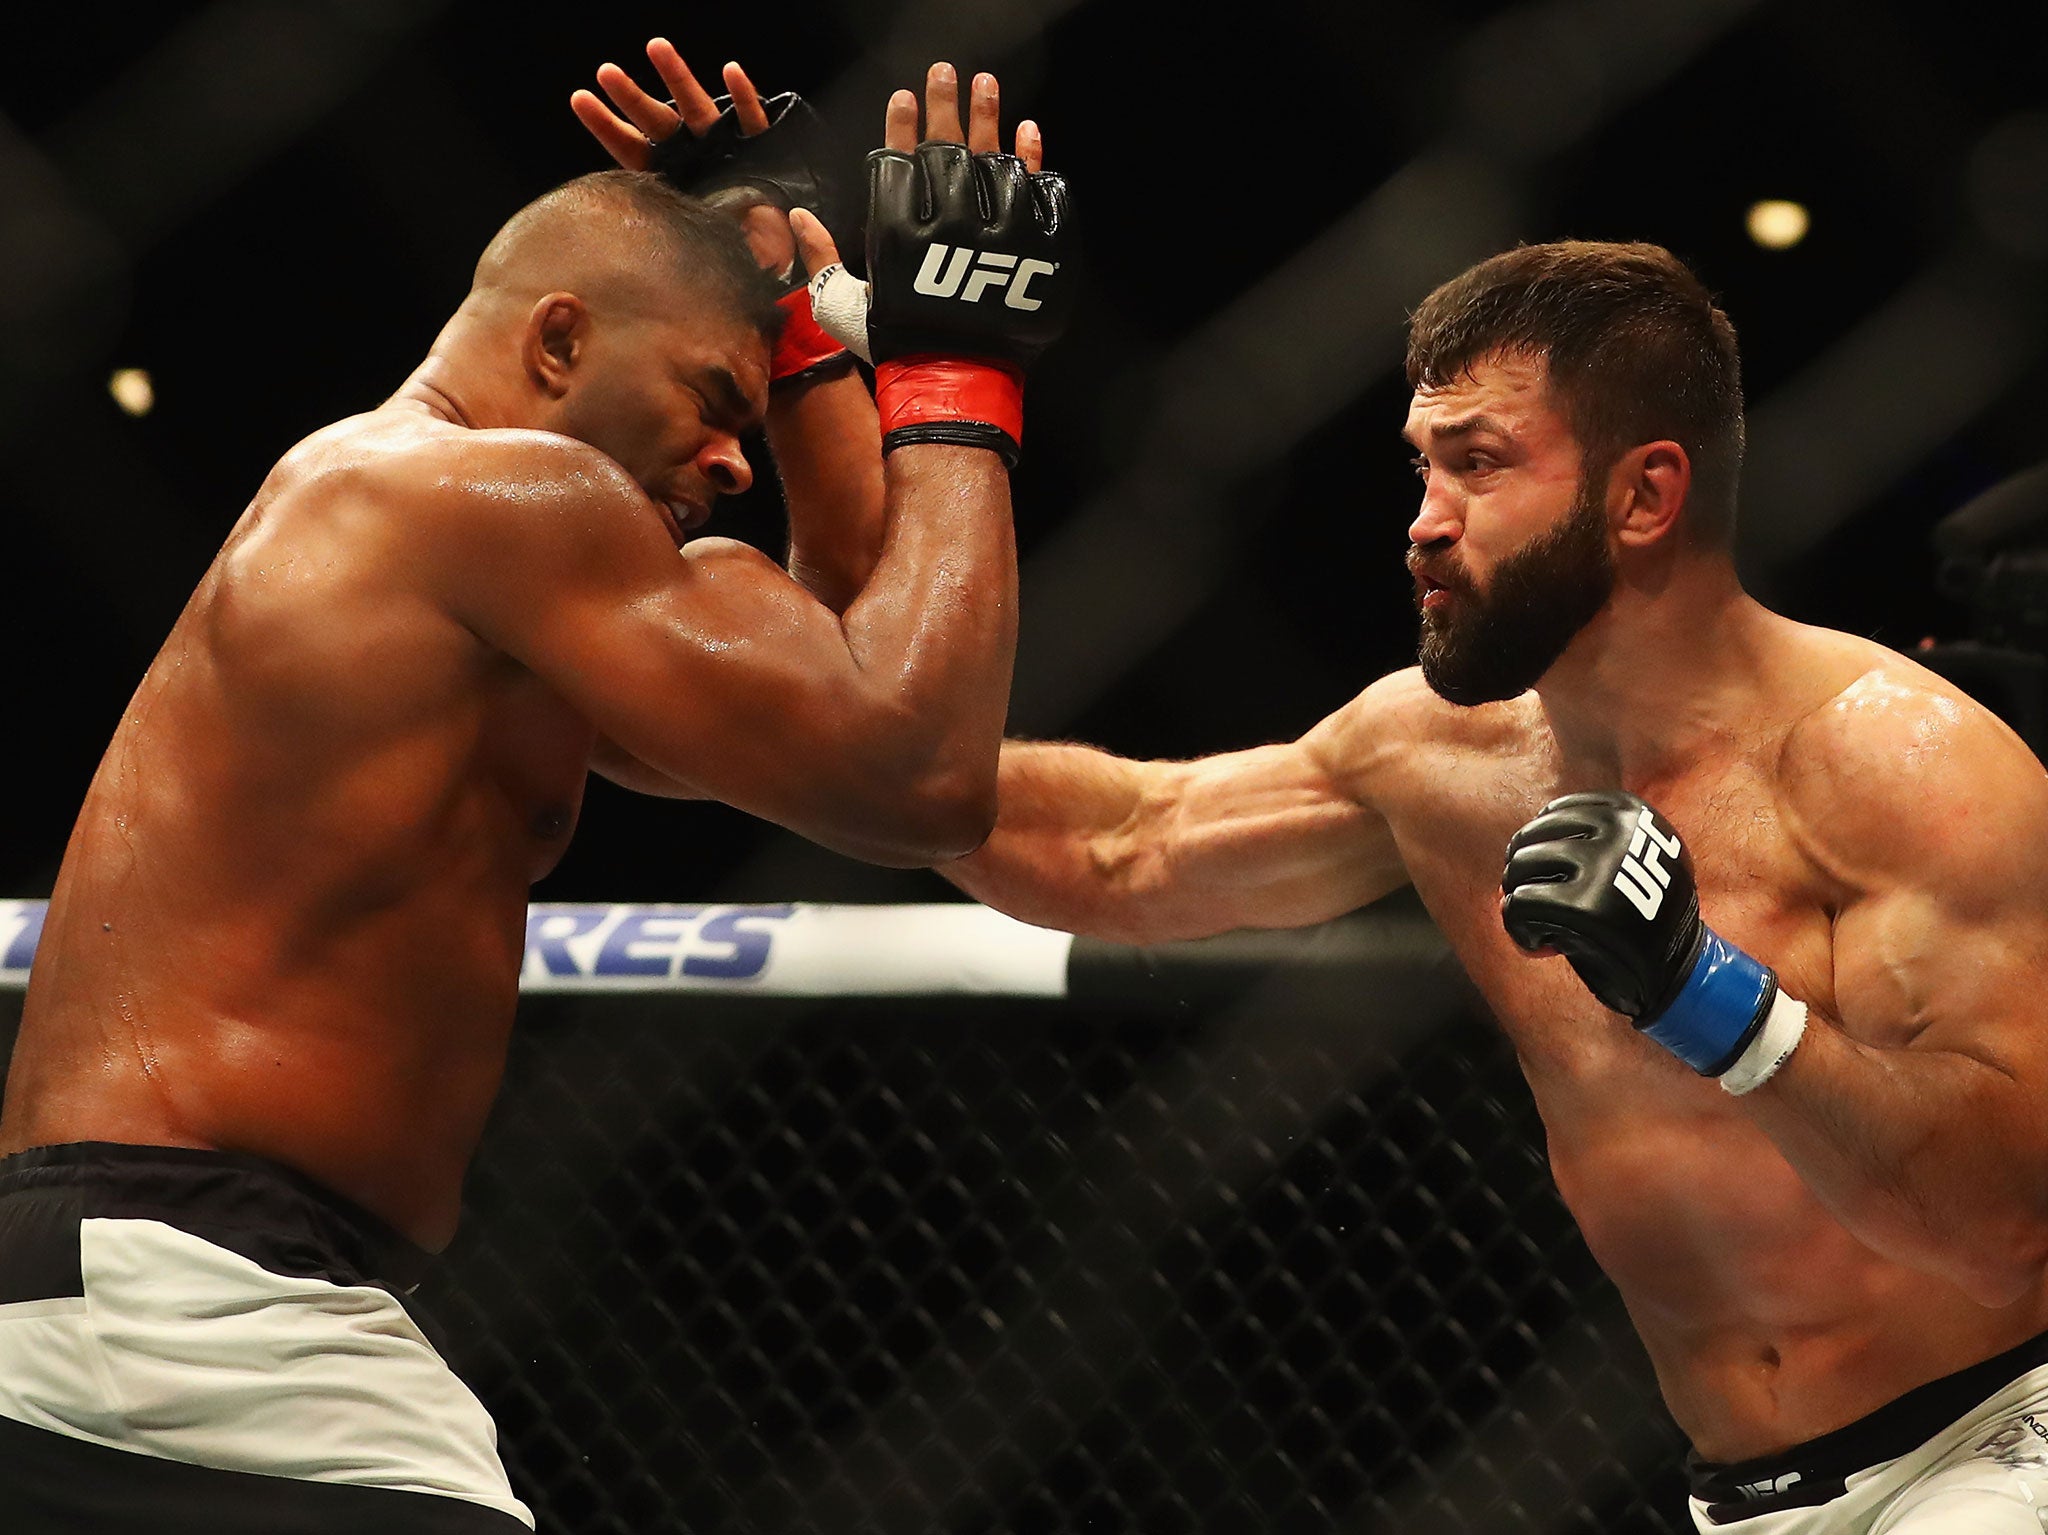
1533, 547, 1775, 785
381, 301, 526, 431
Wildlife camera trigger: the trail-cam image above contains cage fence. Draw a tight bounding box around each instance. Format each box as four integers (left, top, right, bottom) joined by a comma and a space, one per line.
0, 893, 1688, 1531
383, 895, 1694, 1535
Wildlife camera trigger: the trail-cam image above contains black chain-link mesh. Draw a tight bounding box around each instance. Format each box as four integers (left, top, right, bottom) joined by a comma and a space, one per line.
0, 911, 1694, 1533
415, 976, 1690, 1534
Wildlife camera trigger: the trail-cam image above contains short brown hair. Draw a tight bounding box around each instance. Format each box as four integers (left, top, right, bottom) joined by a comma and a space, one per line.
1405, 241, 1745, 541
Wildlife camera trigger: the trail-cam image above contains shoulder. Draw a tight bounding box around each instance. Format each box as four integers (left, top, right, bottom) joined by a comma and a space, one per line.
276, 417, 691, 640
1780, 647, 2048, 898
1314, 666, 1530, 744
1304, 666, 1545, 798
251, 413, 650, 552
361, 422, 645, 531
1318, 667, 1540, 769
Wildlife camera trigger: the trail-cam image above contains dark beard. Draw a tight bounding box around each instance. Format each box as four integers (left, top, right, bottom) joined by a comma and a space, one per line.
1415, 477, 1616, 707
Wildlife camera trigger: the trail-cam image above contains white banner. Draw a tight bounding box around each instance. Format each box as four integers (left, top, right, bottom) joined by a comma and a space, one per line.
0, 901, 1074, 998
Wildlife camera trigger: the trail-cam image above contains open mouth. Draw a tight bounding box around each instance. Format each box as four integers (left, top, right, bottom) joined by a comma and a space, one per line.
654, 494, 710, 545
1414, 572, 1451, 610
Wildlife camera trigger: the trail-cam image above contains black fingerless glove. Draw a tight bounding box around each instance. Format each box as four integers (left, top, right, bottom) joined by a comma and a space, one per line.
863, 141, 1076, 466
648, 90, 851, 386
1501, 791, 1782, 1077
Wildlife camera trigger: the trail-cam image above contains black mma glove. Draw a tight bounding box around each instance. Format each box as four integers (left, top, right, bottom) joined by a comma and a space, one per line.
648, 90, 832, 217
1501, 791, 1804, 1089
862, 140, 1075, 467
649, 90, 849, 386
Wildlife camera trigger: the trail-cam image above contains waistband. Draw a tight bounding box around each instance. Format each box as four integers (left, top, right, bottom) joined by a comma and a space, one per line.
1688, 1324, 2048, 1523
0, 1141, 431, 1294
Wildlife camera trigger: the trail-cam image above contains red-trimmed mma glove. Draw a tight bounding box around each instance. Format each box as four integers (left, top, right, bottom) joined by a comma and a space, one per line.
863, 141, 1075, 468
648, 90, 851, 386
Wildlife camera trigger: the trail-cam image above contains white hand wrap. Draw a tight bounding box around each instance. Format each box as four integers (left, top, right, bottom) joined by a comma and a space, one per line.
1719, 990, 1809, 1096
806, 262, 874, 364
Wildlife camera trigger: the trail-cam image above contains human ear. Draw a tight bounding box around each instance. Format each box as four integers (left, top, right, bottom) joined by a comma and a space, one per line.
524, 293, 587, 398
1614, 441, 1692, 547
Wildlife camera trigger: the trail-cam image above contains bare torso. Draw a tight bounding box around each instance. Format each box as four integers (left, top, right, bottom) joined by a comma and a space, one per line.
1350, 624, 2048, 1460
1, 409, 595, 1249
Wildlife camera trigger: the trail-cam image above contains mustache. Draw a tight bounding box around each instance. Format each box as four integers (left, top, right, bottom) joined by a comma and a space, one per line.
1407, 544, 1478, 601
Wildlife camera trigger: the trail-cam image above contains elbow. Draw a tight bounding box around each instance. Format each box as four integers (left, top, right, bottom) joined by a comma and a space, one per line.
1955, 1259, 2040, 1313
894, 766, 999, 866
1964, 1229, 2048, 1311
842, 759, 998, 869
1927, 1213, 2048, 1310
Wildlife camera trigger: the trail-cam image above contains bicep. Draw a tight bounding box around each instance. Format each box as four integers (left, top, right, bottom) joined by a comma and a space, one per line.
508, 540, 876, 813
1831, 878, 2048, 1072
1820, 723, 2048, 1074
429, 471, 881, 825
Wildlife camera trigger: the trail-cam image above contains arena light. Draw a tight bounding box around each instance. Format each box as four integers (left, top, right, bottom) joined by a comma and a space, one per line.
108, 367, 155, 416
1746, 198, 1810, 249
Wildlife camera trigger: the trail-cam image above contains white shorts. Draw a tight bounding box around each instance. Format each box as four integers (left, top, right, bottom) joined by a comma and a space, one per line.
0, 1141, 534, 1533
1690, 1334, 2048, 1533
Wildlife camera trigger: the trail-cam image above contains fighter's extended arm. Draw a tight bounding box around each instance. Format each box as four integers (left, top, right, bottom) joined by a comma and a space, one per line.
1502, 675, 2048, 1307
945, 681, 1413, 944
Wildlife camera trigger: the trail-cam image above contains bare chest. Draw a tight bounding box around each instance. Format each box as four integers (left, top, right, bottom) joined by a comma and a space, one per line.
1386, 764, 1840, 1090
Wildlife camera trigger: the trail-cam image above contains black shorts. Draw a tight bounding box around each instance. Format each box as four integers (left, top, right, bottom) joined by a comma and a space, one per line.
0, 1141, 533, 1533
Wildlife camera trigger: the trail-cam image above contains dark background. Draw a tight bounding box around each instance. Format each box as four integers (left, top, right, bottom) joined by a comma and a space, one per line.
3, 0, 2046, 906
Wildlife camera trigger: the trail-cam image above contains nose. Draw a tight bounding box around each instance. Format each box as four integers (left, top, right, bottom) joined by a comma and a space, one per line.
1407, 476, 1463, 549
699, 432, 753, 497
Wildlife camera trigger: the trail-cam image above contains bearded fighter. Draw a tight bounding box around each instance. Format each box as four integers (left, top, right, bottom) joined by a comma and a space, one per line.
939, 240, 2048, 1532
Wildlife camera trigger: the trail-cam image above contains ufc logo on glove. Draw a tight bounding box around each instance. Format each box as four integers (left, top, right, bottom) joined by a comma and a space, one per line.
1612, 805, 1683, 920
912, 244, 1061, 310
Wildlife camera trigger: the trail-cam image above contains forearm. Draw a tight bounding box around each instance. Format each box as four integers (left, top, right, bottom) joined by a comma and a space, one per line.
830, 443, 1017, 846
949, 728, 1407, 943
943, 741, 1165, 938
1742, 1020, 2048, 1306
767, 368, 886, 613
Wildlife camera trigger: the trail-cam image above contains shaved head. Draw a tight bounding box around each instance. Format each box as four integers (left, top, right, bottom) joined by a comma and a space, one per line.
471, 170, 782, 336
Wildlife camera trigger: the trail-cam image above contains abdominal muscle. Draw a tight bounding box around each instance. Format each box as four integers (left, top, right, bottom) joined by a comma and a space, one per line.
1542, 1091, 2048, 1461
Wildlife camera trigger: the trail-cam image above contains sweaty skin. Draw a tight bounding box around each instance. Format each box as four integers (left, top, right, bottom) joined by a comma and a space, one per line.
5, 410, 592, 1250
3, 381, 1010, 1250
947, 354, 2048, 1462
2, 141, 1024, 1249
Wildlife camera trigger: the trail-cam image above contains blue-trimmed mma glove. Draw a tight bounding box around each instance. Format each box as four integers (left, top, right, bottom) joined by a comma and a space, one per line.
1500, 791, 1807, 1094
649, 90, 850, 385
860, 140, 1075, 468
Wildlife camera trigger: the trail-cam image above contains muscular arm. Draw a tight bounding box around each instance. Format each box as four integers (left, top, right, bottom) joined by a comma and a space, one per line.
1741, 677, 2048, 1307
426, 432, 1015, 866
769, 368, 886, 612
590, 361, 885, 796
945, 684, 1414, 944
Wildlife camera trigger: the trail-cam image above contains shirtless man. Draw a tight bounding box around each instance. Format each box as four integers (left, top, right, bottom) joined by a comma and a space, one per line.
0, 65, 1070, 1533
938, 241, 2048, 1531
